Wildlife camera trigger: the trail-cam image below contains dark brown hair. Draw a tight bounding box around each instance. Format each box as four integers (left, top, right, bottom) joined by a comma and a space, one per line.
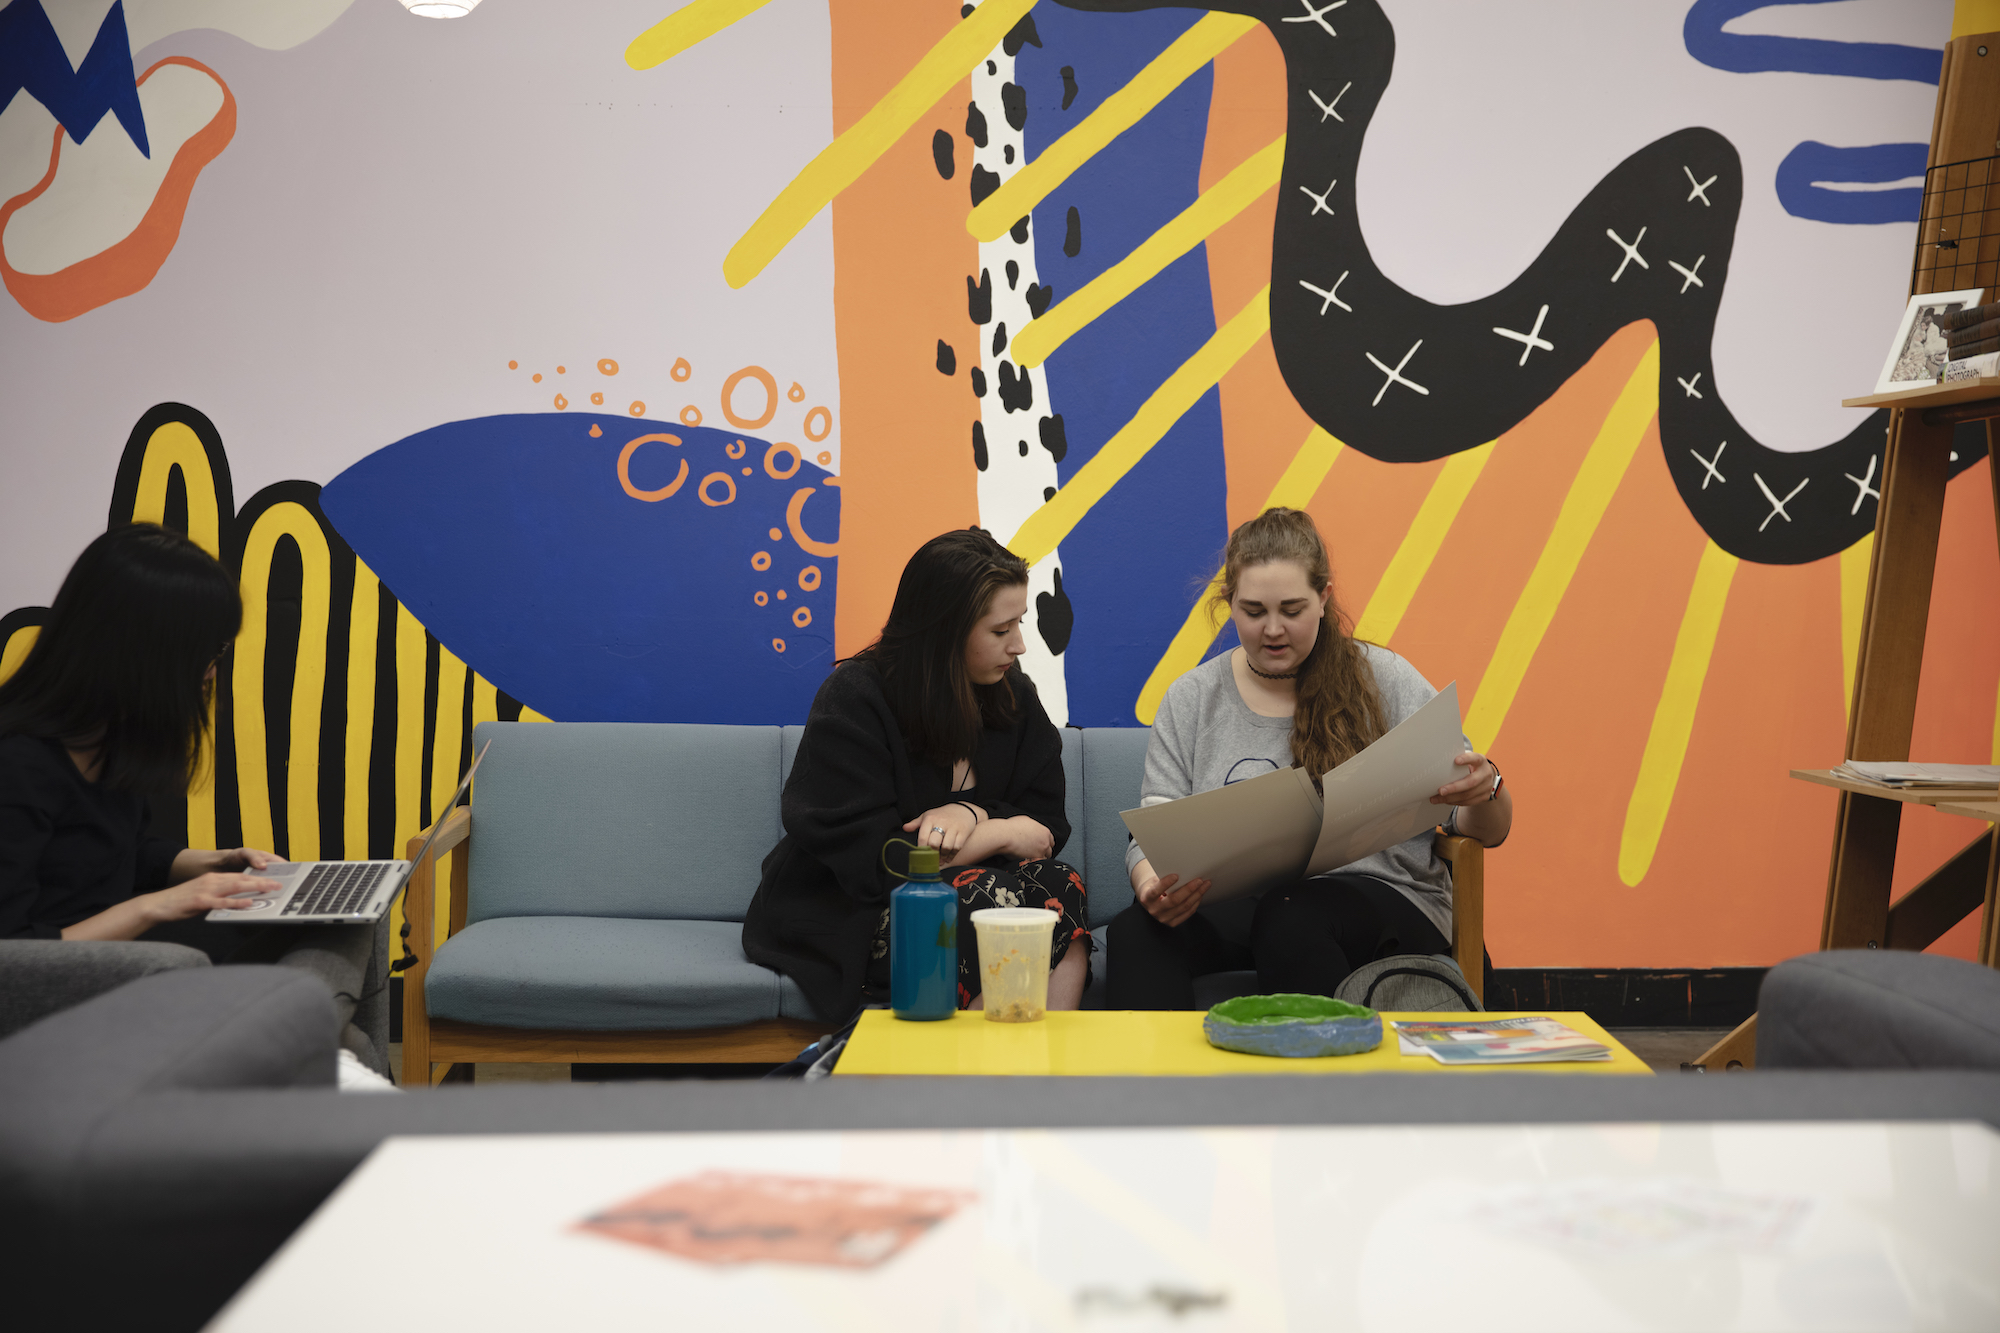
854, 527, 1030, 764
1210, 507, 1386, 783
0, 524, 241, 793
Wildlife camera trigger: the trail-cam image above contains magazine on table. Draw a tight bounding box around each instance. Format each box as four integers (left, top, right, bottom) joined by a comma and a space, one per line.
1392, 1016, 1611, 1065
1118, 684, 1467, 903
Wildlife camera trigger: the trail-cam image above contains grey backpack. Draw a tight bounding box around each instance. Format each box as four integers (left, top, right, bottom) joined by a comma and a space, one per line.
1335, 954, 1482, 1012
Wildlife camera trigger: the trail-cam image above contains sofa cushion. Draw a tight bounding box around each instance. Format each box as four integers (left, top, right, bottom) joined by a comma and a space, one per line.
1081, 727, 1150, 927
1759, 949, 2000, 1071
468, 721, 783, 924
1060, 727, 1085, 874
425, 916, 826, 1030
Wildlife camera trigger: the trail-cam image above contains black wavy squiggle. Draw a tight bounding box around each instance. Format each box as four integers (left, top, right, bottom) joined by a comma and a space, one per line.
1055, 0, 1982, 564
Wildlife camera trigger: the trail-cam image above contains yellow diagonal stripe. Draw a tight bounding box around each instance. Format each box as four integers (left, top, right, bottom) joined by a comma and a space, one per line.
1618, 540, 1739, 886
1008, 284, 1270, 568
1133, 425, 1345, 723
723, 0, 1036, 287
1012, 136, 1284, 369
625, 0, 777, 70
1464, 339, 1660, 752
966, 11, 1258, 242
1838, 531, 1872, 725
1352, 441, 1497, 645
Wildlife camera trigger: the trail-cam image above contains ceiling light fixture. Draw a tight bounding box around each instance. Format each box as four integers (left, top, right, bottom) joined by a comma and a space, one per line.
399, 0, 482, 17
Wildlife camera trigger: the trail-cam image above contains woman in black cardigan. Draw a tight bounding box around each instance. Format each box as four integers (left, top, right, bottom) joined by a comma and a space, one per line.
742, 528, 1090, 1021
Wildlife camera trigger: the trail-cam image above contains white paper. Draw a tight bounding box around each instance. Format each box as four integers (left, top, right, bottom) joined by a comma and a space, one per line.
1836, 761, 2000, 788
1120, 683, 1467, 904
1307, 683, 1467, 875
1117, 764, 1322, 902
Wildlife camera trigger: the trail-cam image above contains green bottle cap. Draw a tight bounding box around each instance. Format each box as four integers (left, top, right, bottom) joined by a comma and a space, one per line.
908, 846, 941, 876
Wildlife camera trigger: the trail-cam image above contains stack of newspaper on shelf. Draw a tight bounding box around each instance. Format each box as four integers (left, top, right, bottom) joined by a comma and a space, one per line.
1833, 761, 2000, 790
1392, 1016, 1611, 1066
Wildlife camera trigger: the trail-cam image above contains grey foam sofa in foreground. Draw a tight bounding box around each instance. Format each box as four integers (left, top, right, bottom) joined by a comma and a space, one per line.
401, 720, 1492, 1084
7, 967, 2000, 1331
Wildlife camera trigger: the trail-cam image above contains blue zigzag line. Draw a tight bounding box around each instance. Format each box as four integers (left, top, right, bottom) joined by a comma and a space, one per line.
0, 0, 149, 157
1684, 0, 1942, 86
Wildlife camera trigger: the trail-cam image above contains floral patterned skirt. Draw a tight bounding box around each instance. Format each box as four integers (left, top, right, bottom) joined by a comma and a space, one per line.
866, 859, 1093, 1009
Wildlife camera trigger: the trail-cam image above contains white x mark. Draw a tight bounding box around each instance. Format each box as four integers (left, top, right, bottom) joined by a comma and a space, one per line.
1607, 226, 1649, 282
1366, 339, 1429, 406
1684, 165, 1716, 206
1298, 177, 1337, 216
1669, 254, 1706, 293
1754, 472, 1807, 531
1308, 82, 1352, 123
1281, 0, 1346, 38
1844, 454, 1880, 515
1492, 304, 1553, 366
1678, 372, 1704, 398
1299, 272, 1351, 314
1690, 439, 1726, 489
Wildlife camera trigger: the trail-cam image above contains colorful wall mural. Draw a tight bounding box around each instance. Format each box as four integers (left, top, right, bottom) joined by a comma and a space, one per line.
3, 0, 1995, 969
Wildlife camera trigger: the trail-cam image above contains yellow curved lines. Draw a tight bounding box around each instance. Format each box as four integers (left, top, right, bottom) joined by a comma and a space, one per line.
1838, 531, 1873, 725
345, 562, 379, 861
1464, 339, 1660, 752
131, 422, 224, 557
1134, 426, 1345, 724
0, 625, 38, 683
1012, 136, 1284, 369
723, 0, 1037, 288
787, 486, 840, 556
1351, 441, 1497, 646
968, 11, 1258, 242
1010, 284, 1270, 568
234, 504, 332, 861
625, 0, 777, 70
1617, 541, 1739, 887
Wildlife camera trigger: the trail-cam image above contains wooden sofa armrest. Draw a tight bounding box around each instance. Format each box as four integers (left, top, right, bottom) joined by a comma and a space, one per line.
400, 805, 471, 1087
1435, 831, 1485, 1004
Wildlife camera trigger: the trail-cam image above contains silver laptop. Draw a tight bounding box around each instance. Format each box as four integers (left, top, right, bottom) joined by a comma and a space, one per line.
208, 740, 489, 924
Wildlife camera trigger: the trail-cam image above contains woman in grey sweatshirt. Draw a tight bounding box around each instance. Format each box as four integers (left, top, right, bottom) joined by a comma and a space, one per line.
1108, 508, 1513, 1008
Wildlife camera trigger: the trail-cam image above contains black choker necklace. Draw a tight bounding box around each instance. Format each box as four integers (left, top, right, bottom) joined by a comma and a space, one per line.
1245, 658, 1298, 681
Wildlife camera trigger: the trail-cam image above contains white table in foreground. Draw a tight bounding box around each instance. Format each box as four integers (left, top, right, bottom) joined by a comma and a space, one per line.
209, 1121, 1998, 1332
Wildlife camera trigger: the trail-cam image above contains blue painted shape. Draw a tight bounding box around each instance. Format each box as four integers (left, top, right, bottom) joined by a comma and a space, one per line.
1020, 5, 1228, 726
0, 0, 148, 155
320, 414, 840, 724
1775, 140, 1927, 225
1684, 0, 1941, 85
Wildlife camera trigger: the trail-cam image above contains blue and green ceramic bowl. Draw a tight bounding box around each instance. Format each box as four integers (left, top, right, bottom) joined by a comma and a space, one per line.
1202, 994, 1382, 1058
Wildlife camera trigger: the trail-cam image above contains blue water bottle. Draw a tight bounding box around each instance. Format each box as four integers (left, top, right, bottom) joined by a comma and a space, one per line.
887, 840, 957, 1020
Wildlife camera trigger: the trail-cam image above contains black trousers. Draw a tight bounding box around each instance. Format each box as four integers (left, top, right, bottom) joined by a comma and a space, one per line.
1105, 873, 1450, 1010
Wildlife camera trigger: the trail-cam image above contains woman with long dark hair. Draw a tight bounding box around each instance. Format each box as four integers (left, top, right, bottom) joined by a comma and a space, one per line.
0, 524, 385, 1075
742, 527, 1090, 1019
1108, 507, 1513, 1007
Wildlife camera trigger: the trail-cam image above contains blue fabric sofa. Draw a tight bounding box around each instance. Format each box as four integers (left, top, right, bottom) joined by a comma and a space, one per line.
401, 720, 1483, 1084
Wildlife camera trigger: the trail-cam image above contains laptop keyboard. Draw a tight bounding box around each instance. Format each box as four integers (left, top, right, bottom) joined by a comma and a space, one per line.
282, 862, 394, 916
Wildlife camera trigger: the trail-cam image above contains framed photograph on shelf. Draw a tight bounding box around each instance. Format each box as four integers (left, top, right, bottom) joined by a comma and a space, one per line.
1875, 288, 1984, 392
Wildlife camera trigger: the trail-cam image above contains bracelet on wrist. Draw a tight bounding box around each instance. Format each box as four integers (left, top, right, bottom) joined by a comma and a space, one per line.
951, 800, 982, 824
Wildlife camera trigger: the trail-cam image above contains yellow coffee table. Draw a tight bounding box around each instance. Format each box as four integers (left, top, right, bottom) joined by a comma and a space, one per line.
835, 1009, 1652, 1076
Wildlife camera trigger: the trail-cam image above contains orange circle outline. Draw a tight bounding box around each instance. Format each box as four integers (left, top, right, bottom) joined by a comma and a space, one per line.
772, 638, 786, 653
798, 564, 822, 591
792, 606, 812, 628
680, 405, 703, 426
726, 439, 747, 459
616, 434, 687, 502
597, 358, 619, 375
698, 472, 737, 506
763, 442, 801, 480
751, 551, 772, 571
754, 591, 769, 606
721, 366, 779, 430
803, 406, 832, 442
671, 357, 692, 382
